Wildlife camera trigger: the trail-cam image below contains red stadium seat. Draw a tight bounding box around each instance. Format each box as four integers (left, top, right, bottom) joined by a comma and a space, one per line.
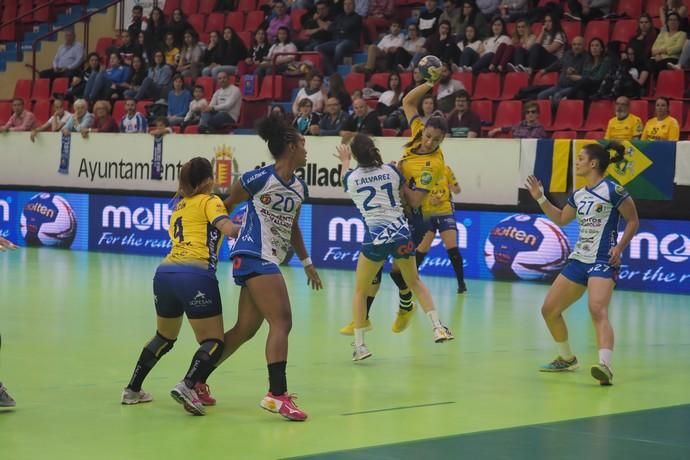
0, 101, 11, 123
382, 128, 397, 137
245, 10, 266, 32
112, 100, 126, 122
299, 52, 322, 72
51, 77, 69, 96
344, 72, 365, 94
551, 100, 584, 131
670, 100, 684, 125
31, 78, 51, 101
473, 73, 500, 100
187, 13, 205, 34
645, 0, 664, 17
136, 101, 151, 116
196, 76, 215, 100
238, 31, 252, 49
651, 70, 684, 99
561, 21, 581, 42
451, 72, 473, 95
245, 75, 284, 100
552, 130, 577, 139
581, 100, 613, 131
291, 8, 306, 31
489, 100, 521, 130
95, 37, 115, 59
163, 0, 181, 17
532, 71, 558, 87
198, 0, 216, 14
584, 20, 610, 45
13, 79, 32, 102
205, 12, 225, 32
0, 23, 17, 42
237, 0, 257, 11
471, 100, 493, 125
616, 0, 642, 19
257, 0, 272, 8
225, 11, 244, 31
181, 0, 199, 16
584, 131, 604, 139
32, 100, 51, 125
369, 72, 390, 90
499, 72, 529, 100
399, 71, 412, 89
534, 99, 552, 129
629, 99, 649, 121
33, 2, 52, 23
610, 20, 637, 46
184, 124, 200, 134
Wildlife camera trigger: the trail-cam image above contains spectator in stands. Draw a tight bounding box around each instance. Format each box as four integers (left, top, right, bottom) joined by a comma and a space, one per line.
418, 20, 459, 67
199, 72, 242, 133
436, 62, 465, 113
270, 104, 289, 121
88, 100, 119, 134
536, 36, 585, 103
0, 98, 37, 133
463, 17, 510, 73
300, 1, 334, 51
167, 74, 193, 126
499, 0, 528, 22
488, 101, 547, 138
183, 85, 209, 126
150, 117, 174, 136
213, 27, 249, 77
162, 33, 180, 68
476, 0, 500, 19
131, 50, 173, 101
292, 99, 321, 135
267, 1, 293, 43
341, 97, 383, 141
565, 0, 611, 23
628, 14, 657, 60
419, 94, 437, 122
119, 98, 148, 133
61, 99, 93, 137
522, 13, 566, 75
650, 13, 686, 75
455, 24, 482, 69
144, 7, 167, 52
65, 52, 101, 101
356, 21, 404, 74
354, 0, 369, 17
416, 0, 443, 38
258, 27, 297, 76
364, 0, 395, 43
446, 90, 480, 137
293, 73, 326, 113
85, 52, 131, 103
642, 97, 680, 141
392, 23, 426, 71
497, 19, 535, 73
458, 1, 489, 40
319, 97, 348, 135
238, 29, 270, 75
128, 5, 146, 39
117, 31, 142, 66
603, 97, 643, 141
439, 0, 461, 35
177, 30, 204, 78
167, 9, 191, 48
39, 29, 84, 81
202, 31, 224, 77
30, 99, 71, 141
316, 0, 362, 75
569, 37, 611, 102
595, 46, 649, 99
326, 73, 352, 109
116, 55, 147, 101
403, 67, 425, 96
137, 32, 153, 67
376, 73, 403, 117
660, 0, 689, 33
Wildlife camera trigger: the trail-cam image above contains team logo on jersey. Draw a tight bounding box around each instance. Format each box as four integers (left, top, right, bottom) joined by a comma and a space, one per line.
260, 194, 272, 205
595, 203, 604, 213
420, 172, 433, 186
614, 184, 625, 195
212, 145, 240, 194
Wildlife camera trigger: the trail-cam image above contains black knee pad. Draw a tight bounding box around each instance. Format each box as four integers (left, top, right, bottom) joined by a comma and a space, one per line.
389, 270, 409, 291
198, 338, 225, 366
142, 332, 176, 366
415, 251, 428, 268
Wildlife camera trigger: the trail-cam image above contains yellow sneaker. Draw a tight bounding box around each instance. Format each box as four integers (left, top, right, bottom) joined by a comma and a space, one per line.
391, 304, 416, 333
339, 320, 372, 335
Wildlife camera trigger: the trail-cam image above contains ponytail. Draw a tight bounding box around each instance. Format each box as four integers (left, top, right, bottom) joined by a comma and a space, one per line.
351, 133, 383, 167
583, 141, 626, 174
178, 157, 213, 198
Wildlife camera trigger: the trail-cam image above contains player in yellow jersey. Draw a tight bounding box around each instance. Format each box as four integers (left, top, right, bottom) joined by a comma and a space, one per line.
122, 157, 239, 416
642, 97, 680, 141
415, 165, 467, 293
604, 97, 643, 141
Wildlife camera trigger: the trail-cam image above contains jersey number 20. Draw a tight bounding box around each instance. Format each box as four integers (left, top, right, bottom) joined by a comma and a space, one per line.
357, 183, 396, 211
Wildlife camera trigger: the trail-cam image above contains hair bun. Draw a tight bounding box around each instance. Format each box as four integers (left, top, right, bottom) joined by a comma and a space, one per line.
256, 114, 288, 143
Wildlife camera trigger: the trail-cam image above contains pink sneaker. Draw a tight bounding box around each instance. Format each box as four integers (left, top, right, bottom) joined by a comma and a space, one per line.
194, 383, 216, 406
260, 392, 307, 421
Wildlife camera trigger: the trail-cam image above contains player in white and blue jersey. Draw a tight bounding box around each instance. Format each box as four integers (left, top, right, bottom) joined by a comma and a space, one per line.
204, 115, 322, 421
526, 142, 639, 386
336, 134, 453, 362
0, 237, 17, 407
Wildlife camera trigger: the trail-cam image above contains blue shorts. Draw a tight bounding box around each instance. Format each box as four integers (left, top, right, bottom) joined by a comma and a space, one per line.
407, 208, 429, 246
362, 238, 415, 262
428, 215, 457, 233
232, 254, 281, 286
153, 270, 222, 319
561, 259, 619, 286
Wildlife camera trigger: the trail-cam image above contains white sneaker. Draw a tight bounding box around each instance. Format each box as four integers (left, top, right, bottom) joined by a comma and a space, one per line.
352, 343, 372, 361
433, 326, 455, 343
170, 382, 205, 415
0, 383, 16, 407
121, 387, 153, 405
507, 63, 519, 72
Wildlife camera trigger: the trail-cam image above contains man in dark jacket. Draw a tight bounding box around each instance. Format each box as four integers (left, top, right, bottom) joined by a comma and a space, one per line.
315, 0, 362, 74
536, 36, 586, 103
340, 97, 382, 142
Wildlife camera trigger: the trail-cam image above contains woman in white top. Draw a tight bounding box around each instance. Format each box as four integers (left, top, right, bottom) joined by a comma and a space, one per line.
455, 24, 482, 68
257, 26, 297, 77
523, 13, 567, 75
392, 23, 427, 71
376, 73, 403, 117
30, 99, 71, 142
459, 17, 511, 73
177, 30, 204, 78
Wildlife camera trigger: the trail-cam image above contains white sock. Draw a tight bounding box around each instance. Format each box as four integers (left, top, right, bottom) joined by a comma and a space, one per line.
599, 348, 612, 366
426, 310, 441, 328
354, 328, 365, 347
557, 341, 574, 360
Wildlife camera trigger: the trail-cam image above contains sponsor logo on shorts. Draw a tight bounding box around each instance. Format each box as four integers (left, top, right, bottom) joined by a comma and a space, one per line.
190, 291, 213, 307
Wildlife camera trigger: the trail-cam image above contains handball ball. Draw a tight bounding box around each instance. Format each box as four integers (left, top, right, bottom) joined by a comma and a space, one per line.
418, 55, 442, 81
20, 193, 77, 248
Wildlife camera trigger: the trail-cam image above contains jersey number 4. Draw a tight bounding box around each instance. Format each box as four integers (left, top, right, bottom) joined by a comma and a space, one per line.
357, 183, 396, 211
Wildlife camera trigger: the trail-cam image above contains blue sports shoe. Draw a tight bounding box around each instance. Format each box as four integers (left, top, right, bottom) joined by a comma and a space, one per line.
539, 356, 579, 372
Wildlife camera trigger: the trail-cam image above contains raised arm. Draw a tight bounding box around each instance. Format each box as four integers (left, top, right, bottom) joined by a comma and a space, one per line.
402, 81, 434, 123
525, 175, 576, 227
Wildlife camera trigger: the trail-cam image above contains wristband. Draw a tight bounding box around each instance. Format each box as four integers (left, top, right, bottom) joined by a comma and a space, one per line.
537, 195, 547, 205
301, 257, 313, 267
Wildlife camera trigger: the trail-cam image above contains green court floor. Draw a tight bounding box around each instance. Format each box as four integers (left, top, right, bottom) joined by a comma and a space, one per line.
1, 249, 689, 460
